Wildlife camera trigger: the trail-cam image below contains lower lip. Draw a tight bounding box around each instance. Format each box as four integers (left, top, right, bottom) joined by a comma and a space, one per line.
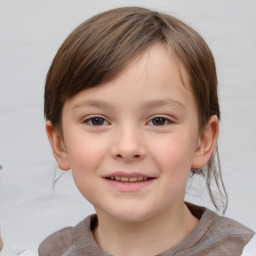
104, 178, 154, 192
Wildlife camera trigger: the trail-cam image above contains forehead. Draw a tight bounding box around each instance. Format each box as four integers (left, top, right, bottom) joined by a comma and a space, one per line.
63, 43, 196, 115
121, 43, 190, 90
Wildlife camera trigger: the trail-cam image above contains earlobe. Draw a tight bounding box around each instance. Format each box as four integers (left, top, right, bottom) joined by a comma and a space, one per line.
45, 121, 70, 171
192, 115, 219, 169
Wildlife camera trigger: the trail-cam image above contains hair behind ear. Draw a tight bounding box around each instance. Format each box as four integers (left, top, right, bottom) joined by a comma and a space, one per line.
191, 116, 228, 213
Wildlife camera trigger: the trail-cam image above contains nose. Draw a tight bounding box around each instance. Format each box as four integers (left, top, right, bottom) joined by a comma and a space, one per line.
110, 124, 146, 161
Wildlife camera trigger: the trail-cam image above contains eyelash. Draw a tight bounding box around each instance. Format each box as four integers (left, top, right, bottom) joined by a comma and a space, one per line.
83, 116, 173, 126
83, 116, 109, 126
147, 117, 173, 126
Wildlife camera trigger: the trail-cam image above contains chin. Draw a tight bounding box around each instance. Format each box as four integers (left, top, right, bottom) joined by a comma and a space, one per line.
103, 206, 159, 223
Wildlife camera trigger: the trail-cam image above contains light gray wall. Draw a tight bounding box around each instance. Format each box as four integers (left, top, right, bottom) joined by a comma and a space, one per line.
0, 0, 255, 255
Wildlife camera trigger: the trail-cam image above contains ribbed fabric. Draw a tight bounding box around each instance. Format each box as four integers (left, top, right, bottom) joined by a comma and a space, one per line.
38, 204, 255, 256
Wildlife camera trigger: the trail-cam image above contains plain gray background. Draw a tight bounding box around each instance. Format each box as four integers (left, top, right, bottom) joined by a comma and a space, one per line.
0, 0, 256, 255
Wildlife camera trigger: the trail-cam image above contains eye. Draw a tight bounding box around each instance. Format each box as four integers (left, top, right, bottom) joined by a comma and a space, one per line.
148, 117, 171, 126
84, 116, 108, 126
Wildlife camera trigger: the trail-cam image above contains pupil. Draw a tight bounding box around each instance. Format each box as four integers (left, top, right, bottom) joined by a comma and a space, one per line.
153, 117, 165, 125
92, 117, 104, 125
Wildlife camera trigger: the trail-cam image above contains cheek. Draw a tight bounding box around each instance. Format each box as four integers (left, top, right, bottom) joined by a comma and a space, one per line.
66, 135, 107, 201
64, 132, 108, 176
149, 132, 197, 174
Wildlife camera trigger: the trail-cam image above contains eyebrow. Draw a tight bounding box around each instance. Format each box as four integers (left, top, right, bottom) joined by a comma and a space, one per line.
72, 100, 112, 110
144, 99, 185, 109
72, 99, 185, 111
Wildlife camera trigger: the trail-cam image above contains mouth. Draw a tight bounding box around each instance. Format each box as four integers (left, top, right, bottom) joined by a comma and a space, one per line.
103, 172, 156, 191
105, 176, 155, 182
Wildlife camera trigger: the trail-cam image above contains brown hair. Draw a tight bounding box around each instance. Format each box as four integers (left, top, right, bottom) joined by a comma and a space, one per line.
44, 6, 228, 212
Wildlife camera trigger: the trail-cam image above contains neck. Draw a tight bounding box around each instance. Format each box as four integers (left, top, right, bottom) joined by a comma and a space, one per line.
93, 203, 198, 256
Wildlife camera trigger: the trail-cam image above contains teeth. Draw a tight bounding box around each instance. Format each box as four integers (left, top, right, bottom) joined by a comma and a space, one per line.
109, 176, 149, 182
121, 177, 129, 182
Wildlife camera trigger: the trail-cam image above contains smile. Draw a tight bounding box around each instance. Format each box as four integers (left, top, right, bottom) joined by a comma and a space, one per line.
106, 176, 152, 182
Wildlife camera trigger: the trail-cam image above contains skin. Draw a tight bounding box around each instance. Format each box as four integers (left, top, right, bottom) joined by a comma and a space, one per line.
46, 43, 218, 256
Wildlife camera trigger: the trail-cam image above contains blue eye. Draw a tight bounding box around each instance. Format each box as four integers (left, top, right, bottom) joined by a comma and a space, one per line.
150, 117, 170, 126
85, 117, 107, 126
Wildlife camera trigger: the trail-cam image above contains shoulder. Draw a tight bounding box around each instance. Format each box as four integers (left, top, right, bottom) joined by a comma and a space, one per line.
201, 208, 255, 255
181, 203, 256, 256
38, 215, 99, 256
188, 203, 255, 240
241, 234, 256, 256
210, 209, 254, 237
38, 226, 74, 256
38, 214, 109, 256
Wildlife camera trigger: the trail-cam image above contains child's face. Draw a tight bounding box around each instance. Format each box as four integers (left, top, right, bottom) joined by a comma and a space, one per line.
52, 44, 209, 222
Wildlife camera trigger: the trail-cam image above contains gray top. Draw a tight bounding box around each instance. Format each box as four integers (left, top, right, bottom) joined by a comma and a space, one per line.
38, 204, 255, 256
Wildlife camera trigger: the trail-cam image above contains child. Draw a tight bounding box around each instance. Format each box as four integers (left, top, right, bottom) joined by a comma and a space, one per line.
39, 7, 255, 256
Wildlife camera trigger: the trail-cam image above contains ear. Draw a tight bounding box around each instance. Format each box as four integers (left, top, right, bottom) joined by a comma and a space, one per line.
192, 115, 219, 169
45, 121, 70, 171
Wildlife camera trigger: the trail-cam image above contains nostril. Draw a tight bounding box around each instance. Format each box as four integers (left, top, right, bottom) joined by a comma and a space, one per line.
115, 153, 142, 159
